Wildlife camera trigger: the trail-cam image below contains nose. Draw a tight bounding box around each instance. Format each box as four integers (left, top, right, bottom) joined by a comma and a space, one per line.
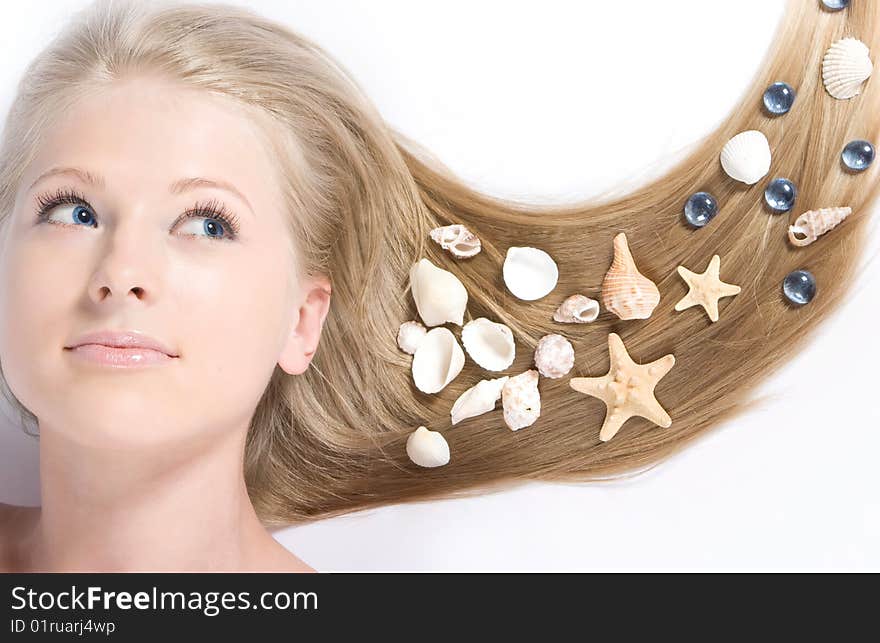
86, 216, 162, 305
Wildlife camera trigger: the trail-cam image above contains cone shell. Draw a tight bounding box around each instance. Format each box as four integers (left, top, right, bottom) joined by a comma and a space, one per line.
461, 317, 516, 371
822, 37, 873, 100
450, 375, 509, 425
501, 369, 541, 431
601, 233, 660, 320
406, 426, 450, 468
397, 320, 427, 354
409, 257, 468, 326
788, 206, 852, 247
411, 327, 465, 394
720, 130, 771, 185
533, 333, 575, 379
429, 223, 482, 258
553, 294, 600, 323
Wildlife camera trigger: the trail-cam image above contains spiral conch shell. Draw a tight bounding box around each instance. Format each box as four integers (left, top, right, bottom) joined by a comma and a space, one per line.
501, 369, 541, 431
429, 223, 482, 258
601, 233, 661, 320
450, 375, 509, 425
822, 37, 873, 100
787, 206, 852, 247
553, 294, 600, 323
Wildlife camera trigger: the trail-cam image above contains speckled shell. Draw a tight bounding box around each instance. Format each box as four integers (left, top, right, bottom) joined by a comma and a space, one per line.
406, 426, 450, 468
720, 130, 772, 185
429, 224, 482, 258
553, 294, 600, 323
501, 369, 541, 431
601, 233, 660, 320
533, 334, 575, 379
822, 37, 873, 100
787, 206, 852, 247
397, 320, 427, 354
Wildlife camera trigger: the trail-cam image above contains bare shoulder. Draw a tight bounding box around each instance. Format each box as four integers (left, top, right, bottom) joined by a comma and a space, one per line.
0, 503, 39, 572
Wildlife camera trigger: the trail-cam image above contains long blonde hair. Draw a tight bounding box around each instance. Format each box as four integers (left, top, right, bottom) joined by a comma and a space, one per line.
1, 0, 877, 527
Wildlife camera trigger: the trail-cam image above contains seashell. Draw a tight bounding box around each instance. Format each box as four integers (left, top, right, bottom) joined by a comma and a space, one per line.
601, 233, 660, 320
460, 317, 516, 371
501, 369, 541, 431
409, 257, 468, 327
720, 130, 772, 185
406, 426, 450, 467
411, 327, 465, 394
397, 320, 427, 354
502, 246, 559, 300
787, 206, 852, 247
822, 37, 873, 100
429, 223, 482, 258
533, 333, 575, 379
450, 375, 509, 425
553, 294, 600, 323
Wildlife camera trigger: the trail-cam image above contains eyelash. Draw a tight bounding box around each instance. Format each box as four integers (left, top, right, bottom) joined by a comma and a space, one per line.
33, 187, 242, 242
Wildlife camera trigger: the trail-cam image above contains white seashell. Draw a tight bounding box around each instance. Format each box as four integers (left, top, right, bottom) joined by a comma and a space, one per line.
460, 317, 516, 371
450, 376, 509, 425
397, 320, 427, 354
429, 223, 482, 258
501, 369, 541, 431
720, 130, 772, 185
553, 294, 600, 323
409, 257, 468, 327
822, 37, 873, 100
788, 206, 852, 247
411, 327, 465, 394
533, 333, 575, 379
406, 426, 450, 467
502, 246, 559, 301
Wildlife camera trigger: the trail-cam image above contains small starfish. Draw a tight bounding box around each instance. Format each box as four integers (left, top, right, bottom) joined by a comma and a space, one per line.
674, 254, 741, 322
569, 333, 675, 442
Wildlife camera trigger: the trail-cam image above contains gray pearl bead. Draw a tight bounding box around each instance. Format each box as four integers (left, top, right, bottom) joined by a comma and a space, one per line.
783, 270, 816, 306
683, 191, 718, 228
763, 82, 795, 115
841, 140, 875, 171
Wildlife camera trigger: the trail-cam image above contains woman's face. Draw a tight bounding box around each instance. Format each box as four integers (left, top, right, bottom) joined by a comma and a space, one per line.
0, 75, 318, 450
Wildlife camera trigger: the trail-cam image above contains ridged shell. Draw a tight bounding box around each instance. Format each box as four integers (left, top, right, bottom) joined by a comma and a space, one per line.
409, 257, 468, 326
397, 320, 427, 354
822, 37, 873, 100
553, 294, 600, 323
406, 426, 450, 468
502, 246, 559, 300
429, 223, 482, 258
533, 334, 575, 379
461, 317, 516, 371
411, 327, 465, 394
787, 206, 852, 247
601, 233, 660, 320
450, 376, 509, 425
501, 369, 541, 431
720, 130, 772, 185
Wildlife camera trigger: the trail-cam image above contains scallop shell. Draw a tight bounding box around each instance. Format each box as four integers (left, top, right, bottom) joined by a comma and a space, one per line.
720, 130, 772, 185
406, 426, 450, 468
501, 369, 541, 431
553, 294, 600, 323
429, 223, 482, 258
461, 317, 516, 371
533, 333, 575, 379
787, 206, 852, 247
411, 327, 465, 394
601, 233, 660, 320
450, 375, 509, 425
409, 257, 468, 327
397, 320, 427, 354
822, 37, 873, 100
502, 246, 559, 300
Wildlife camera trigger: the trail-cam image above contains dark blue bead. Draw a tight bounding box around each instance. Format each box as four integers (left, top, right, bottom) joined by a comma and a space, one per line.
783, 270, 816, 306
821, 0, 849, 10
764, 178, 797, 213
683, 191, 718, 228
763, 82, 795, 115
841, 139, 875, 171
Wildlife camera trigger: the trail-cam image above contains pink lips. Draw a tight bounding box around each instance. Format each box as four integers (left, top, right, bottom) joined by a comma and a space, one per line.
64, 330, 179, 368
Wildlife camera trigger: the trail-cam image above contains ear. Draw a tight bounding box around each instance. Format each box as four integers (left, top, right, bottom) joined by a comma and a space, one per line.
277, 274, 332, 375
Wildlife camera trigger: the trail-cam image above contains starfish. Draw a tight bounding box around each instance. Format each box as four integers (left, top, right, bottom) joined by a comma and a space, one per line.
569, 333, 675, 442
674, 254, 741, 322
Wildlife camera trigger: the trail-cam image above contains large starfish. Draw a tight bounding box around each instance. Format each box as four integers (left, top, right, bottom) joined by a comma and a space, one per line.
674, 254, 741, 323
569, 333, 675, 442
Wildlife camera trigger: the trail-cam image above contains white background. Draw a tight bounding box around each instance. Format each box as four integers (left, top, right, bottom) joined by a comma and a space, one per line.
1, 0, 877, 571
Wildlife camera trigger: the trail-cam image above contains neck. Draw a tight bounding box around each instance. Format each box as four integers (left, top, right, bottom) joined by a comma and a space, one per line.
24, 424, 277, 572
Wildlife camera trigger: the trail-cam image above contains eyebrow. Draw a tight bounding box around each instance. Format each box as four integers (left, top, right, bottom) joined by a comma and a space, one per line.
27, 166, 255, 215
